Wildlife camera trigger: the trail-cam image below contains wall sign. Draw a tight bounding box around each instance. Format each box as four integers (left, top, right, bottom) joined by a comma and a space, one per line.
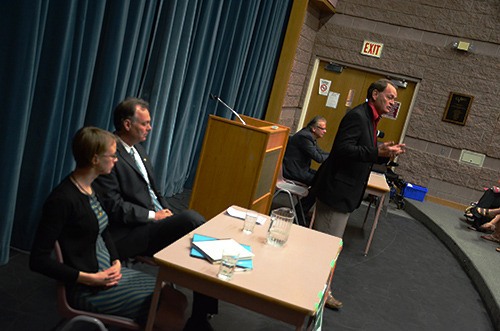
361, 40, 384, 58
442, 92, 474, 126
318, 78, 331, 96
326, 91, 340, 109
383, 101, 400, 120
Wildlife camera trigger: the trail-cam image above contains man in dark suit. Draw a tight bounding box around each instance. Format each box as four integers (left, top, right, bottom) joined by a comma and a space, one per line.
94, 98, 217, 330
282, 116, 329, 186
312, 79, 406, 309
282, 116, 329, 224
94, 98, 204, 260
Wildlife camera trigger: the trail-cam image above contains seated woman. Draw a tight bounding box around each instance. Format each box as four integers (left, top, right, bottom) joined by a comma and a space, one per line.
479, 208, 500, 252
29, 127, 186, 329
475, 207, 500, 232
465, 181, 500, 231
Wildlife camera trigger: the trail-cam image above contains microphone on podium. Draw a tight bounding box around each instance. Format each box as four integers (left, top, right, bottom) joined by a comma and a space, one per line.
210, 93, 246, 125
377, 130, 385, 138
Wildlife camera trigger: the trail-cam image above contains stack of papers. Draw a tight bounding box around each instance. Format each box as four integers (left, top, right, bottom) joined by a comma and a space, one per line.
190, 234, 253, 271
226, 207, 267, 225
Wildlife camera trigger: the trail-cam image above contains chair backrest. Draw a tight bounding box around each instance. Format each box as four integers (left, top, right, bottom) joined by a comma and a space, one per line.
276, 163, 286, 184
54, 241, 141, 330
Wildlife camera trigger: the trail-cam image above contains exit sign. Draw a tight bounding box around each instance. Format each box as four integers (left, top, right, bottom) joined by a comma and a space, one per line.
361, 40, 384, 58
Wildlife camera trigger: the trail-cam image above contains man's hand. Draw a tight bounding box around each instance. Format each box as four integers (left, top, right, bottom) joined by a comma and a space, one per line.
154, 208, 173, 221
378, 141, 406, 158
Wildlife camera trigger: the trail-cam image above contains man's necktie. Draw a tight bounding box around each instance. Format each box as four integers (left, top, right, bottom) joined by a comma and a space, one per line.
130, 148, 164, 211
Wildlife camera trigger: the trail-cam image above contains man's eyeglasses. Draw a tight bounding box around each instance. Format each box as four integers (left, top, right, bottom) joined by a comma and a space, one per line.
316, 126, 327, 131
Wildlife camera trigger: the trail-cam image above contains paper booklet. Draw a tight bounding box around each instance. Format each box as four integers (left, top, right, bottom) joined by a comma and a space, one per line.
190, 234, 253, 270
226, 206, 267, 225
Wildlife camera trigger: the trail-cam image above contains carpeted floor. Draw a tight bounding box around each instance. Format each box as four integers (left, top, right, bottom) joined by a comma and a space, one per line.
0, 191, 494, 330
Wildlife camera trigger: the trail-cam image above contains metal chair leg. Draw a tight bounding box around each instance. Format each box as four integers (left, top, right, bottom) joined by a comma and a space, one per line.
296, 199, 307, 227
283, 190, 300, 224
309, 204, 316, 229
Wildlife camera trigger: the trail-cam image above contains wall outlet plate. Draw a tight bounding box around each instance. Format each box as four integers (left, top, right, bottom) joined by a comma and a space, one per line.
459, 150, 485, 167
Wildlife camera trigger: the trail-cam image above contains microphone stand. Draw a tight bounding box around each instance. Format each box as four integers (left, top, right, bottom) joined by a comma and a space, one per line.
210, 94, 246, 125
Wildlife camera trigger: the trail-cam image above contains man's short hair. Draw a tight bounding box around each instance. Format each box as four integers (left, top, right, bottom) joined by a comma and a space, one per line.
306, 116, 326, 130
113, 97, 149, 131
366, 79, 397, 101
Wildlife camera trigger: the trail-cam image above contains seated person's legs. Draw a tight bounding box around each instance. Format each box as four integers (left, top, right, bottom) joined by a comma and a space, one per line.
192, 291, 218, 317
113, 228, 150, 260
293, 169, 316, 225
113, 210, 204, 259
145, 210, 205, 257
113, 209, 217, 329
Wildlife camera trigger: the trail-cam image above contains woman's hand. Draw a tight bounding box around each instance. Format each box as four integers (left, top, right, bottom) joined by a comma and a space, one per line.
77, 260, 123, 287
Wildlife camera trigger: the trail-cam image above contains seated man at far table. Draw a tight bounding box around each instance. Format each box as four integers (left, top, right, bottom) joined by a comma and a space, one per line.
282, 116, 329, 224
282, 116, 329, 186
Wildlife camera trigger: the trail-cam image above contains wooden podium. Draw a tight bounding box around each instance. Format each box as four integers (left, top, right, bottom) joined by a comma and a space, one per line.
189, 115, 289, 220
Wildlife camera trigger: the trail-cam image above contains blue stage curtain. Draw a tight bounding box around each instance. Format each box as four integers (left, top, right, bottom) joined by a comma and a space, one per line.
140, 0, 291, 195
0, 0, 291, 263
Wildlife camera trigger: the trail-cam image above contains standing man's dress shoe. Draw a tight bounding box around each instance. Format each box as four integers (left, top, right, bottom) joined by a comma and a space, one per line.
325, 292, 343, 309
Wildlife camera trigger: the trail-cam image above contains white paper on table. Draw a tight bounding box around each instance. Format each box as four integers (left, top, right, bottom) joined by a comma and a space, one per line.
226, 206, 267, 225
371, 172, 385, 178
192, 238, 255, 262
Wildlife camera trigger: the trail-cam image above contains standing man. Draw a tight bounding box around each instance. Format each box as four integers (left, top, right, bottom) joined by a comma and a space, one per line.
282, 116, 329, 186
94, 97, 217, 330
312, 79, 406, 309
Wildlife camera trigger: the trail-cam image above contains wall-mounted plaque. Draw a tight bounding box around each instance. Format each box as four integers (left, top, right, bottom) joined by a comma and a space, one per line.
442, 92, 473, 126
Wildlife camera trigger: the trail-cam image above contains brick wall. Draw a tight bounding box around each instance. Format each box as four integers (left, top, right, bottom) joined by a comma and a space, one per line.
280, 4, 321, 130
280, 0, 500, 206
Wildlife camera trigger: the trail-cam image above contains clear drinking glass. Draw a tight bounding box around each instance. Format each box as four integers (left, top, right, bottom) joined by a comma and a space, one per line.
243, 211, 258, 234
217, 249, 240, 281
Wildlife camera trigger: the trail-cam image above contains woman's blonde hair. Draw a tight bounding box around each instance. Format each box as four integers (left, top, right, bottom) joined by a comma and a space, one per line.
72, 127, 116, 168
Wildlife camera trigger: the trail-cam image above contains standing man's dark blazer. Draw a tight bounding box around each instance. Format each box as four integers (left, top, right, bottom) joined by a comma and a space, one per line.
312, 102, 379, 213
